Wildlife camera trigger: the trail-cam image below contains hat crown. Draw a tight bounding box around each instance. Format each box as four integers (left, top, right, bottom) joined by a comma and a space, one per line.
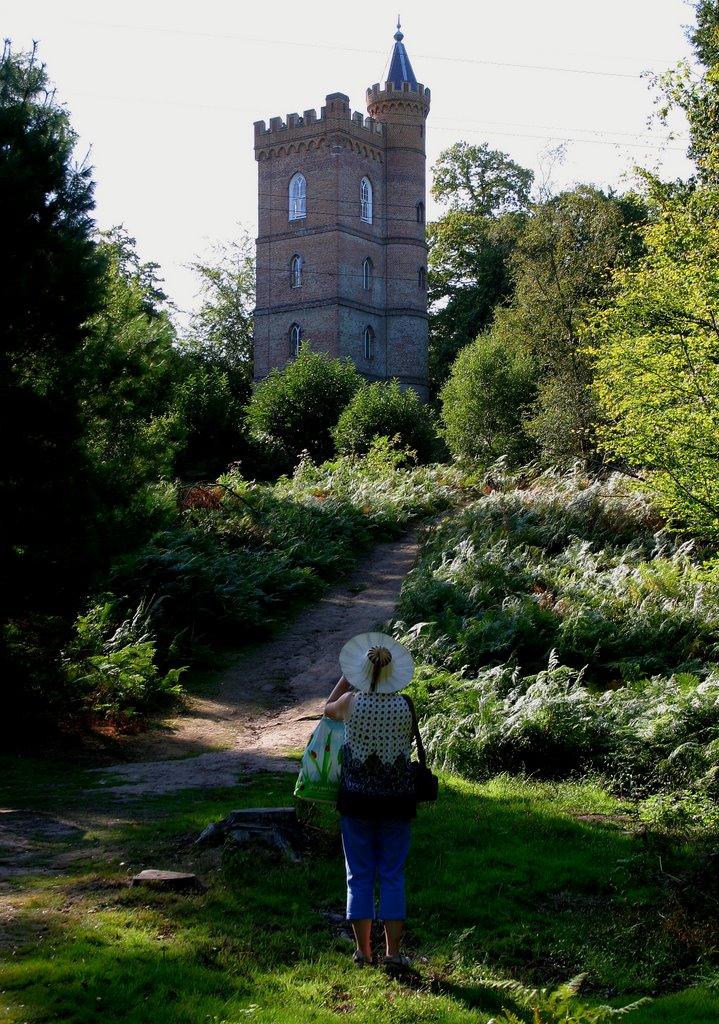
367, 645, 392, 669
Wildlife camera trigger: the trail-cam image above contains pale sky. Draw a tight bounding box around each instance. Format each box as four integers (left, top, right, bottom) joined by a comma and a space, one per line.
5, 0, 698, 319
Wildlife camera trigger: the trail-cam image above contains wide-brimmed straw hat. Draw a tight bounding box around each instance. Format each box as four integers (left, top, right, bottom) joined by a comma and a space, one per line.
339, 631, 414, 694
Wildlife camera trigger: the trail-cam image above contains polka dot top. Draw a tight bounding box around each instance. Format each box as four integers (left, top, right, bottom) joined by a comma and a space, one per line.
338, 692, 416, 819
345, 692, 413, 763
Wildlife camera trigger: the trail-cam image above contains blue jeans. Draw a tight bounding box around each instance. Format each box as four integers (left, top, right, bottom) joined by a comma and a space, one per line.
340, 815, 411, 921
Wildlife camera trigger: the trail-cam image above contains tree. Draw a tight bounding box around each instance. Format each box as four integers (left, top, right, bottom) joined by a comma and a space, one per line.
590, 3, 719, 538
431, 141, 534, 216
651, 0, 719, 184
171, 364, 248, 480
245, 345, 361, 474
437, 184, 646, 470
172, 229, 256, 478
440, 330, 538, 466
592, 177, 719, 538
428, 213, 524, 397
333, 379, 439, 464
82, 227, 181, 513
182, 229, 255, 380
0, 43, 107, 695
427, 142, 533, 396
502, 186, 647, 465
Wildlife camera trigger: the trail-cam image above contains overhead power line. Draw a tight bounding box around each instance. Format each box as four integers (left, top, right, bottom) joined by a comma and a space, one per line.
69, 16, 680, 83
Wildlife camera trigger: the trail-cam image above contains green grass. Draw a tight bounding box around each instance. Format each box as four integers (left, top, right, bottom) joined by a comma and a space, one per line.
1, 760, 718, 1023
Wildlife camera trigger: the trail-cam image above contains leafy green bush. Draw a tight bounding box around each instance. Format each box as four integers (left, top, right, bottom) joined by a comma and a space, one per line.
245, 345, 361, 472
332, 379, 439, 463
439, 329, 539, 466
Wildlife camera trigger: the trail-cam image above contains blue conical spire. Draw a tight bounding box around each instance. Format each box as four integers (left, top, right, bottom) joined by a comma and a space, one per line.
385, 17, 418, 88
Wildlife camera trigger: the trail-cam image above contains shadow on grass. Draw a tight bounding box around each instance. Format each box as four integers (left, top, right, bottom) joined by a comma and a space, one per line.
410, 775, 719, 1009
1, 771, 719, 1023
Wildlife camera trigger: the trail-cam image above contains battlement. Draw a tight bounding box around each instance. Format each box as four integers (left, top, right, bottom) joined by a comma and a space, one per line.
366, 80, 431, 104
254, 92, 385, 143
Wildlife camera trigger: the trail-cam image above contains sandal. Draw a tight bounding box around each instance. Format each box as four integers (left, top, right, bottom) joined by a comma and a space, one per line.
352, 949, 372, 966
383, 953, 411, 970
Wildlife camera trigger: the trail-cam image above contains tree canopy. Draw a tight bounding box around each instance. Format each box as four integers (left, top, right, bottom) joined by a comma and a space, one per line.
427, 142, 534, 396
181, 229, 255, 377
0, 43, 107, 634
590, 2, 719, 538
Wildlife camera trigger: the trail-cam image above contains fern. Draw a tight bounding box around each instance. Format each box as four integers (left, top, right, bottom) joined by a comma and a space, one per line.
484, 973, 650, 1023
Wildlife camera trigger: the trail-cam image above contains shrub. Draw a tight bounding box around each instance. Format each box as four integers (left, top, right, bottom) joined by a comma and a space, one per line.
440, 332, 538, 466
245, 345, 361, 470
332, 379, 439, 463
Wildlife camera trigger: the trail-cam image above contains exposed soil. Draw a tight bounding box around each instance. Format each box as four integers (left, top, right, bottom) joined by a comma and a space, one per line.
88, 529, 421, 796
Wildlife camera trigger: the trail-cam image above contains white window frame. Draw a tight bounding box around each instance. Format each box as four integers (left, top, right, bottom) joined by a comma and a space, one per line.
289, 173, 306, 221
360, 177, 373, 224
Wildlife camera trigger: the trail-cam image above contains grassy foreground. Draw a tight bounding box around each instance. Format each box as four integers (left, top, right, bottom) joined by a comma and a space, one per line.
1, 759, 718, 1023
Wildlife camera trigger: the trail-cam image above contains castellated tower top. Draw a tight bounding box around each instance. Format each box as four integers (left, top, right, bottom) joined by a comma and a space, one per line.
253, 93, 385, 155
366, 22, 431, 120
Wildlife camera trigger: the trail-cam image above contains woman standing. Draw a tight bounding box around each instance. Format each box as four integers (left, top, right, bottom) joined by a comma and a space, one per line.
324, 631, 417, 968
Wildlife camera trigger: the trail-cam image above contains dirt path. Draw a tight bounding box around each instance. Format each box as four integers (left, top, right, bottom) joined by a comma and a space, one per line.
94, 530, 420, 796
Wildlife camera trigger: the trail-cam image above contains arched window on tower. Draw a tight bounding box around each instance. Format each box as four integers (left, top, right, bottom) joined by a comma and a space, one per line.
360, 177, 373, 223
363, 257, 372, 290
290, 322, 302, 357
364, 325, 375, 361
290, 254, 302, 288
418, 266, 426, 291
289, 173, 306, 221
416, 201, 425, 224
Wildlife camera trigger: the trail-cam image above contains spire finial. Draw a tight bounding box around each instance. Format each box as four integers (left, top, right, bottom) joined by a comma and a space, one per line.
394, 15, 403, 42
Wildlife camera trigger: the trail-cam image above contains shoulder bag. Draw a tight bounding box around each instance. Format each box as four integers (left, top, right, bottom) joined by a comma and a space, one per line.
403, 695, 439, 803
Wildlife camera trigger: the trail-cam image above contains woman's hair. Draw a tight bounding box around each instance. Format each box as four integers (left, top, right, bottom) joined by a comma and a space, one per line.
367, 645, 392, 692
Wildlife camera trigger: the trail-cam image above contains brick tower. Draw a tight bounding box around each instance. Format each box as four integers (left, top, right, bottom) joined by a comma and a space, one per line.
252, 23, 431, 399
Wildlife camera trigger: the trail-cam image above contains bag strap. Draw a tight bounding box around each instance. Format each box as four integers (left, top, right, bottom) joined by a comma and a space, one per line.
403, 695, 427, 767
